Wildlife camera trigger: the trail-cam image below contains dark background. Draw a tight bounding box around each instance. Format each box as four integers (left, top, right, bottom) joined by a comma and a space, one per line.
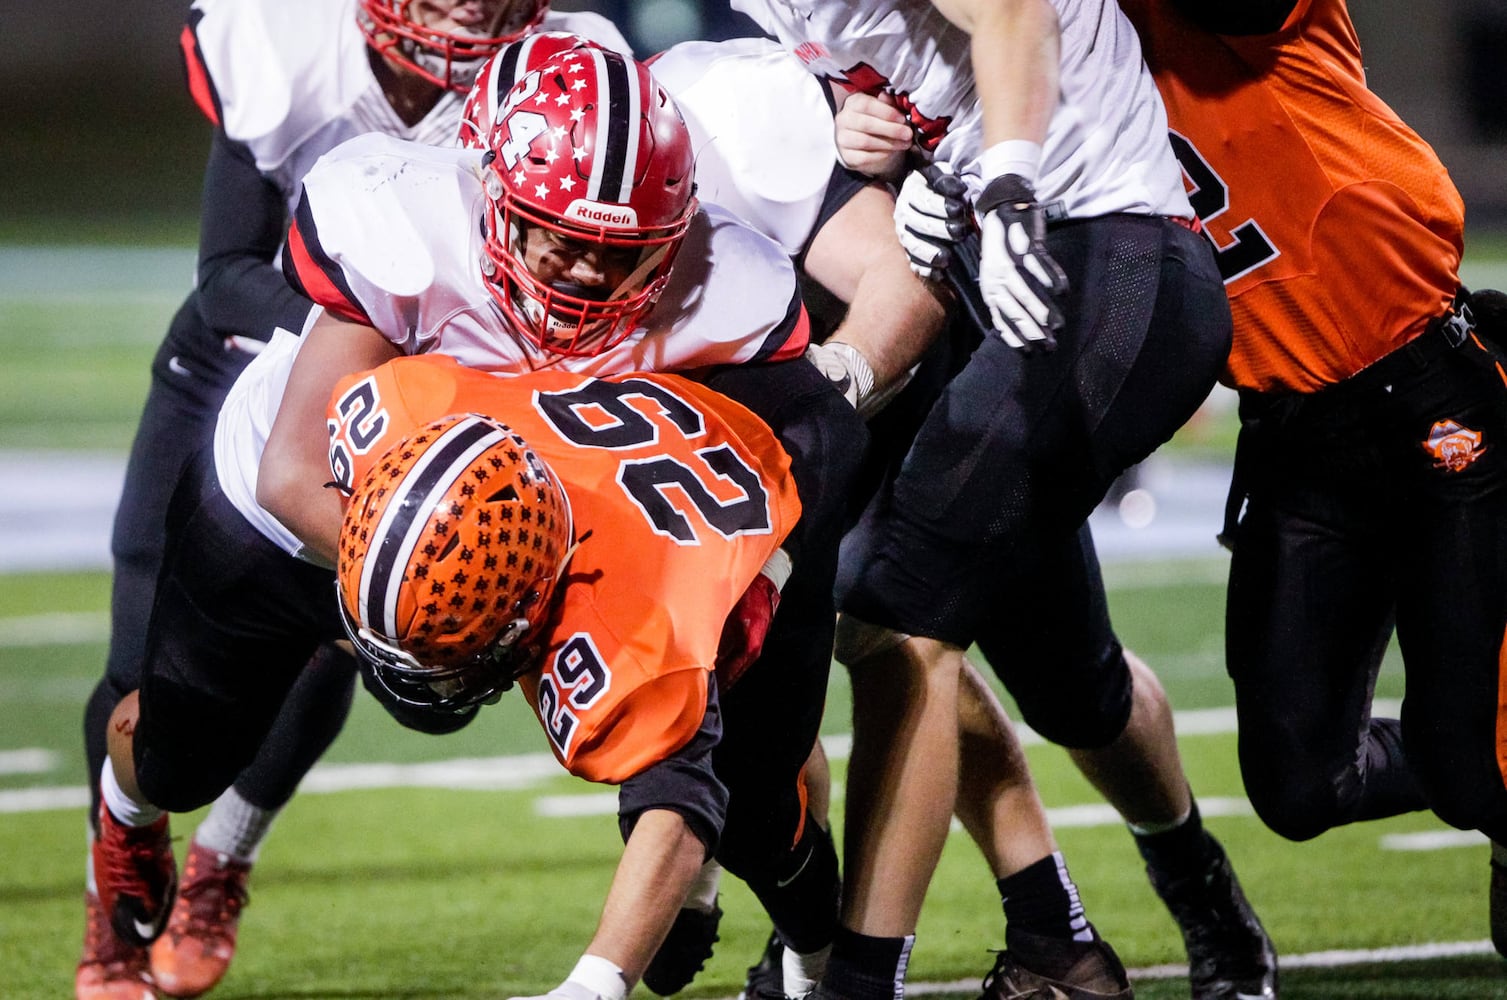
2, 0, 1503, 244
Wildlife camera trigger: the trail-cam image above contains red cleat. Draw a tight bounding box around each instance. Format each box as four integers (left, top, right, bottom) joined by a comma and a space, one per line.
150, 841, 251, 998
93, 804, 177, 947
76, 890, 159, 1000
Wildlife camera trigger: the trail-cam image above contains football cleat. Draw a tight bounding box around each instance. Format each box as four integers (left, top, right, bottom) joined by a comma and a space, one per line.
981, 929, 1133, 1000
150, 841, 251, 997
93, 804, 178, 948
1148, 836, 1277, 1000
641, 902, 722, 996
737, 930, 786, 1000
77, 890, 159, 1000
1489, 841, 1507, 959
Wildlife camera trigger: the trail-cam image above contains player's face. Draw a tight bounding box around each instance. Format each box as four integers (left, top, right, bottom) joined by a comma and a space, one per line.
519, 225, 643, 298
408, 0, 537, 38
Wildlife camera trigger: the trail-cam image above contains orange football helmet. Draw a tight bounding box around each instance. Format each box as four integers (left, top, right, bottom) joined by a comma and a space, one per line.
336, 413, 574, 711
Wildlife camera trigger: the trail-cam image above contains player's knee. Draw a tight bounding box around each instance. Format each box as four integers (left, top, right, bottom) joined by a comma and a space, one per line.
137, 751, 242, 815
1013, 648, 1133, 749
833, 614, 908, 668
1242, 767, 1333, 842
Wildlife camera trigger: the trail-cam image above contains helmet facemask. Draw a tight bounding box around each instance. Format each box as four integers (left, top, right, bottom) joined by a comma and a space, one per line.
359, 0, 550, 92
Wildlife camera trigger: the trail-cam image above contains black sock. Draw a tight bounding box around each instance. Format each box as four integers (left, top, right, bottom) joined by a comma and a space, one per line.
997, 851, 1095, 943
823, 926, 913, 1000
1132, 795, 1212, 877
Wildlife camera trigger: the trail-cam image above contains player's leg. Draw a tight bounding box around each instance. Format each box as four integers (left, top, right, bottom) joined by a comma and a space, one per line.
1384, 326, 1507, 951
80, 304, 254, 1000
150, 644, 357, 997
93, 451, 340, 957
1225, 391, 1422, 840
954, 656, 1132, 999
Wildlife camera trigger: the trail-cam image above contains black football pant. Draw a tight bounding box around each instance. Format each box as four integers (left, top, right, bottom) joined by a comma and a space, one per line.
133, 448, 348, 814
84, 299, 354, 828
841, 214, 1230, 744
700, 359, 867, 952
1226, 318, 1507, 843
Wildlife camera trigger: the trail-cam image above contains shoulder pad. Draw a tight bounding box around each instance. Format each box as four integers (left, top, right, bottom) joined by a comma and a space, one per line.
189, 0, 369, 170
300, 135, 485, 298
654, 39, 835, 255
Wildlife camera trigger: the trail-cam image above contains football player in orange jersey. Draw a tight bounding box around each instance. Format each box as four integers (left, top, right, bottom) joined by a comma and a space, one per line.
1113, 0, 1507, 964
326, 358, 813, 1000
80, 5, 633, 1000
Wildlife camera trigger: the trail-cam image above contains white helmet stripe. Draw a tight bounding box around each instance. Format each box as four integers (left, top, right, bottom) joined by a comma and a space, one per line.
359, 418, 509, 637
585, 47, 640, 204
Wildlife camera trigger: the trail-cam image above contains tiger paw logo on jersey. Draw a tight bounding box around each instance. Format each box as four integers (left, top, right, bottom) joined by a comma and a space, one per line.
1422, 419, 1485, 472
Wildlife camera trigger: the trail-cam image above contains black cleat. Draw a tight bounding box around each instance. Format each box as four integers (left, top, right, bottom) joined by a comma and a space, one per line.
980, 928, 1133, 1000
1148, 836, 1276, 1000
642, 902, 722, 996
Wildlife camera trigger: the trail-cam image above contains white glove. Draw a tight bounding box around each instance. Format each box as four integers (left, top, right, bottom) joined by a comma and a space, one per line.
976, 173, 1069, 352
804, 341, 875, 411
894, 164, 971, 281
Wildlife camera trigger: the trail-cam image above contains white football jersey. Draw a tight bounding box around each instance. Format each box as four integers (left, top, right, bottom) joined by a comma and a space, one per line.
187, 0, 632, 215
731, 0, 1190, 219
651, 38, 839, 257
215, 133, 807, 557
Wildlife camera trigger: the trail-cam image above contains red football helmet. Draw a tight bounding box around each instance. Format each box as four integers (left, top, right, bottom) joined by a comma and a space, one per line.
459, 31, 603, 149
336, 413, 574, 712
358, 0, 550, 92
477, 43, 698, 356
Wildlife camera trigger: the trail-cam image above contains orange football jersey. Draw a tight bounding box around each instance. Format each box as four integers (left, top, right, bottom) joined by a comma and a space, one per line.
326, 356, 801, 783
1121, 0, 1464, 393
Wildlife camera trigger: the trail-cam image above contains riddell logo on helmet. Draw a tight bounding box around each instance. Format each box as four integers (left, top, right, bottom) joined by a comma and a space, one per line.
565, 200, 638, 229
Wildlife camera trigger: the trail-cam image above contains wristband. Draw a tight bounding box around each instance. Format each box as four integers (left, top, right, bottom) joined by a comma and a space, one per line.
977, 139, 1042, 188
759, 548, 794, 592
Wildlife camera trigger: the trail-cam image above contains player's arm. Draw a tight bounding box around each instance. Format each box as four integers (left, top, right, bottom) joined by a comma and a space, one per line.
930, 0, 1059, 151
1166, 0, 1299, 35
257, 310, 399, 566
194, 129, 314, 341
518, 689, 727, 1000
803, 181, 952, 396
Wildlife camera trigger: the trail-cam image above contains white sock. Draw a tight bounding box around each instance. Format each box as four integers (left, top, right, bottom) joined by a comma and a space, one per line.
782, 943, 831, 998
193, 786, 276, 864
99, 761, 162, 828
685, 858, 722, 912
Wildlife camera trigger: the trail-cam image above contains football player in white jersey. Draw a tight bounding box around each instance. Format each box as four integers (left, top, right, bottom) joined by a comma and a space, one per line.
643, 37, 1153, 1000
88, 36, 863, 1000
729, 2, 1275, 999
77, 5, 631, 1000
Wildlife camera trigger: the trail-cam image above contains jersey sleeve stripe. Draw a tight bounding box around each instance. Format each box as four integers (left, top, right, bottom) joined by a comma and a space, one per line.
752, 287, 813, 363
284, 194, 372, 326
178, 12, 221, 127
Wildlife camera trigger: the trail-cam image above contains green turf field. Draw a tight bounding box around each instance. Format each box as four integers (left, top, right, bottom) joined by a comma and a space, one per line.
4, 247, 1507, 997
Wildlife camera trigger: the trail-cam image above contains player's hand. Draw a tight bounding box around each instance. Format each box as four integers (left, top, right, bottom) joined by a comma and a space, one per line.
976, 173, 1068, 351
833, 91, 912, 179
895, 163, 971, 281
804, 341, 875, 410
715, 552, 790, 690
